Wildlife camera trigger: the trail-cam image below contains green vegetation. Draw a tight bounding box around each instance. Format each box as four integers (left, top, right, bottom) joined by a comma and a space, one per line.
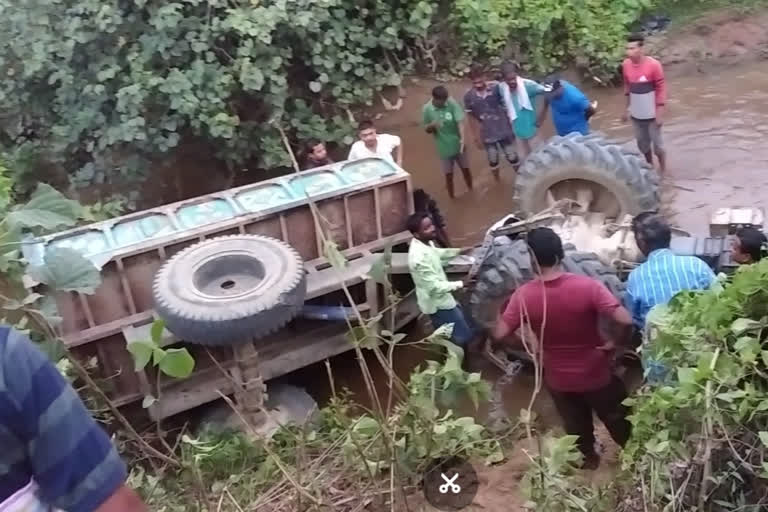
452, 0, 653, 79
0, 0, 662, 202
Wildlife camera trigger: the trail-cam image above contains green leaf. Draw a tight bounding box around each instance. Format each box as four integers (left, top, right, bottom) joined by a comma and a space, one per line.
677, 367, 696, 385
7, 184, 83, 231
308, 81, 322, 93
127, 339, 156, 370
368, 252, 391, 284
158, 348, 195, 378
323, 240, 347, 270
759, 431, 768, 449
142, 395, 158, 408
150, 319, 165, 344
731, 317, 762, 336
26, 247, 101, 293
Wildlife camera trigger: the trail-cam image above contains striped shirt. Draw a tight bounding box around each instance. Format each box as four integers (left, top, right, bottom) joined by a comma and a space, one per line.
0, 327, 127, 511
625, 249, 716, 328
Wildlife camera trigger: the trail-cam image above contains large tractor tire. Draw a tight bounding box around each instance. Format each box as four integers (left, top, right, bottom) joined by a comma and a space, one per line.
468, 239, 625, 330
514, 133, 660, 218
153, 235, 306, 346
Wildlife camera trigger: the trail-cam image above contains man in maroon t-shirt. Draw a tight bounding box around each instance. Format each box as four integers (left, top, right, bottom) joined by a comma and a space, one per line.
491, 228, 634, 469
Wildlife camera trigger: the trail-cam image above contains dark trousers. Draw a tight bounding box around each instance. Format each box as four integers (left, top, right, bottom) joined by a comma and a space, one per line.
548, 376, 632, 458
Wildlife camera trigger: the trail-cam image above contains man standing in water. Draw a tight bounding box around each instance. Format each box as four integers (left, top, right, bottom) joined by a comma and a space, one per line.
1, 326, 148, 511
407, 212, 477, 350
622, 34, 667, 173
422, 86, 472, 199
347, 119, 403, 166
463, 65, 518, 181
497, 61, 547, 159
537, 78, 597, 136
491, 228, 634, 469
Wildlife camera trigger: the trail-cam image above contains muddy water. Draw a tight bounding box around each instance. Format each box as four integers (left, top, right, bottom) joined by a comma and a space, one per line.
381, 67, 768, 240
286, 63, 768, 426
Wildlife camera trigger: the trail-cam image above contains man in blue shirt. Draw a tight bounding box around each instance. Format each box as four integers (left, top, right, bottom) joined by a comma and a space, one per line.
537, 78, 597, 136
626, 214, 716, 329
1, 327, 147, 511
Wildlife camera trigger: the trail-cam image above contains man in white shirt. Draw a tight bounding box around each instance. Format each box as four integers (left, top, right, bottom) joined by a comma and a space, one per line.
348, 119, 403, 166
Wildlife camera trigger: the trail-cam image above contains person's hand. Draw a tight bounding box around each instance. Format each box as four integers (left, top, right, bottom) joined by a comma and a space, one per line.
460, 139, 465, 153
474, 137, 483, 150
620, 109, 629, 123
462, 274, 476, 287
596, 339, 616, 352
535, 117, 544, 128
655, 110, 664, 126
459, 246, 475, 255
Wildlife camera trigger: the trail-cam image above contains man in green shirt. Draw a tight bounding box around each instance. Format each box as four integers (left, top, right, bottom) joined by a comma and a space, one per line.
407, 212, 476, 348
423, 86, 473, 199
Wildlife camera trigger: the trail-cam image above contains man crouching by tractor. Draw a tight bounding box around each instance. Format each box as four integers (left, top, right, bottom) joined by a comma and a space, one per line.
489, 228, 634, 469
407, 212, 483, 356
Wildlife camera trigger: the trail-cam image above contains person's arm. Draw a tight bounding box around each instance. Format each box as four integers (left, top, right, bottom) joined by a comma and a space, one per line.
437, 246, 461, 263
394, 140, 403, 166
696, 259, 717, 289
622, 62, 630, 122
492, 291, 522, 342
624, 274, 644, 329
536, 98, 549, 128
452, 100, 466, 152
463, 94, 483, 148
423, 106, 439, 133
591, 280, 632, 350
413, 258, 463, 297
385, 134, 403, 166
1, 328, 147, 512
95, 485, 147, 512
653, 60, 667, 125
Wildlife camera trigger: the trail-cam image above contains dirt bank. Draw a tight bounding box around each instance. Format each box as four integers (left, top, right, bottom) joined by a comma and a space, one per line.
646, 6, 768, 76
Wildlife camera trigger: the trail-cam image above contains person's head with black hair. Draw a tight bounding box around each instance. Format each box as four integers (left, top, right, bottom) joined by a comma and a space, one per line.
431, 85, 449, 108
357, 118, 377, 148
626, 33, 645, 63
732, 227, 767, 264
527, 227, 565, 270
500, 61, 520, 90
406, 212, 436, 242
304, 138, 328, 165
469, 65, 488, 92
631, 210, 659, 232
632, 214, 671, 256
543, 74, 564, 99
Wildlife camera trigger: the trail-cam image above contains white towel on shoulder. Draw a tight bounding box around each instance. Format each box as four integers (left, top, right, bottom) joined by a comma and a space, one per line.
499, 76, 534, 122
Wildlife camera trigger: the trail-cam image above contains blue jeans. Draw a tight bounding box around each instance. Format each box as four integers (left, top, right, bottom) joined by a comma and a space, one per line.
430, 306, 475, 347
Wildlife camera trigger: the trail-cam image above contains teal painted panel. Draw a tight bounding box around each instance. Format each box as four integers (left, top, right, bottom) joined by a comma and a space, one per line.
288, 170, 345, 197
49, 230, 110, 256
112, 214, 176, 247
236, 183, 295, 213
340, 158, 397, 184
177, 199, 236, 229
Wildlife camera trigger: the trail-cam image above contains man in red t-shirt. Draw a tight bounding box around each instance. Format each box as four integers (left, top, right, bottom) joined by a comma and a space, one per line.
621, 33, 667, 173
491, 228, 634, 469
